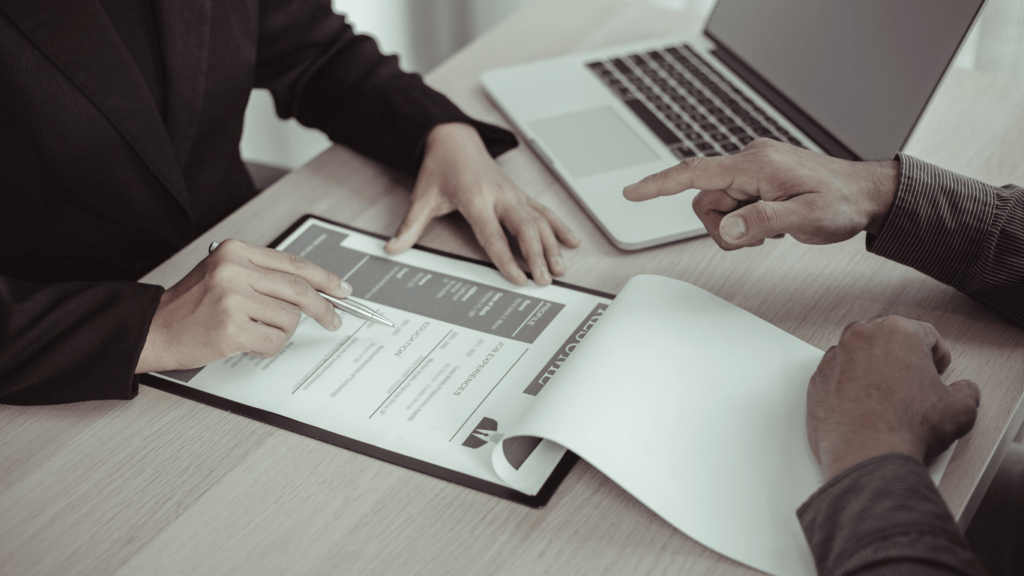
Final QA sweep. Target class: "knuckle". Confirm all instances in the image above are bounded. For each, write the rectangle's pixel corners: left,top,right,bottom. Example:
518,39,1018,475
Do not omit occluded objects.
877,315,916,336
219,291,246,313
877,315,903,326
740,139,762,152
667,157,703,180
692,190,717,214
218,239,245,256
320,269,341,289
515,218,539,238
463,188,492,210
529,200,553,217
287,252,309,272
839,320,870,341
280,302,302,324
287,273,311,297
528,209,549,228
692,191,706,211
678,157,703,171
758,143,787,166
748,202,778,231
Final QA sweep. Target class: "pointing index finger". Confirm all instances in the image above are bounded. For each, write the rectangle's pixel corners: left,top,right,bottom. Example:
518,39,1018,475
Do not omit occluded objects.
623,156,742,202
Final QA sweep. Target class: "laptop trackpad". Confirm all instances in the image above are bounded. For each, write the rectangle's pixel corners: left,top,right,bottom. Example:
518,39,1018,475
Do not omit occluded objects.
529,107,659,178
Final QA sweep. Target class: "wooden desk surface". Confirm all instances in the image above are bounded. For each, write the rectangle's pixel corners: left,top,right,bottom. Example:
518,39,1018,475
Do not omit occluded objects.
3,1,1023,575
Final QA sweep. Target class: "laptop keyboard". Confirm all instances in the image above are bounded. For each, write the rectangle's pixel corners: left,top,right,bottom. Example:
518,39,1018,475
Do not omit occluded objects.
587,44,804,159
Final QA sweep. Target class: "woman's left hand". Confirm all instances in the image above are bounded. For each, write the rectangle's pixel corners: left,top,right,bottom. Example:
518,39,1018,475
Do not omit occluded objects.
384,122,581,286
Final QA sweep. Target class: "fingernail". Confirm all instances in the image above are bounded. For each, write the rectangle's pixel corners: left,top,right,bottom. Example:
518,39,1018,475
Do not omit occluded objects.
622,184,635,196
552,255,564,271
340,280,353,296
538,266,551,284
721,216,746,242
569,232,581,245
332,312,343,330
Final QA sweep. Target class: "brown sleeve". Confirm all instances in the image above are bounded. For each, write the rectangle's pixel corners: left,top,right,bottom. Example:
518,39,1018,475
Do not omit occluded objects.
798,453,986,575
868,153,1024,326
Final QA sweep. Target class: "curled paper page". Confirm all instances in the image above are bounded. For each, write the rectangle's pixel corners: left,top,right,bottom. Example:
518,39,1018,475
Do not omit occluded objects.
489,275,955,576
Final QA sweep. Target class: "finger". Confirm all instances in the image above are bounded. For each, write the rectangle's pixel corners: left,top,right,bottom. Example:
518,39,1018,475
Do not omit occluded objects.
623,156,748,202
242,322,290,359
386,191,439,254
467,209,528,285
718,196,815,244
506,211,551,286
947,379,982,420
918,322,952,374
530,200,581,248
924,379,981,463
237,242,352,299
805,354,833,465
692,189,745,250
250,269,342,331
533,215,566,277
247,293,304,336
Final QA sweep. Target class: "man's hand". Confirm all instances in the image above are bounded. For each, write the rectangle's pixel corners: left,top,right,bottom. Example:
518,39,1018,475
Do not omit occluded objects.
384,122,581,286
807,316,981,481
136,240,352,373
622,139,899,250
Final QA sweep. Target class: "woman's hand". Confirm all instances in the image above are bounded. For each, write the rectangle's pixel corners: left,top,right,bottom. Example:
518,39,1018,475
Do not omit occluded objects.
384,122,581,286
136,240,351,373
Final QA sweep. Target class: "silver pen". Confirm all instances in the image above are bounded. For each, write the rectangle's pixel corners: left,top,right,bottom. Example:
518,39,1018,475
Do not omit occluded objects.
208,241,396,328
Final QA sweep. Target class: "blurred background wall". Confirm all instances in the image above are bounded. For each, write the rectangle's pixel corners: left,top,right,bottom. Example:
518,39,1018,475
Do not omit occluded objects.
240,0,1024,171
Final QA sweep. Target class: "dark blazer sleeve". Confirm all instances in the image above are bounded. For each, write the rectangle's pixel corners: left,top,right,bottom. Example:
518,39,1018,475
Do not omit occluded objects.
252,0,517,174
798,454,986,575
868,153,1024,326
0,276,163,405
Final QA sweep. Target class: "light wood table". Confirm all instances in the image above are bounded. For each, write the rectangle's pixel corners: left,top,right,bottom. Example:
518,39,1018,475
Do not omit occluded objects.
3,1,1024,574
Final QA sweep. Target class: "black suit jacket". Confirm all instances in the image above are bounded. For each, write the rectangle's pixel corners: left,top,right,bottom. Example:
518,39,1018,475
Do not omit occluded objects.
0,0,516,404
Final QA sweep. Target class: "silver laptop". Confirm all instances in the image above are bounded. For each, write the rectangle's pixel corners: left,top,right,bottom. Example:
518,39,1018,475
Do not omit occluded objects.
481,0,985,250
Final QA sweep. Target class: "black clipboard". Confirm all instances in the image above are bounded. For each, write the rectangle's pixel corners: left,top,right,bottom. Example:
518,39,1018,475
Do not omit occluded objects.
142,214,614,508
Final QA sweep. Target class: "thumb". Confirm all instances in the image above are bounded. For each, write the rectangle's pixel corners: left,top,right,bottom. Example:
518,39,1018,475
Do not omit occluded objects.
719,199,805,244
385,194,437,254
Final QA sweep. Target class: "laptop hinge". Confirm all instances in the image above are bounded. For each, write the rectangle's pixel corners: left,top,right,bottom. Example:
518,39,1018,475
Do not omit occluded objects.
708,42,860,161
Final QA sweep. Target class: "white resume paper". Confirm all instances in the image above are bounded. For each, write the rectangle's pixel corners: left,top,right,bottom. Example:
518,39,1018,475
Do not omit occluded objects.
153,218,610,499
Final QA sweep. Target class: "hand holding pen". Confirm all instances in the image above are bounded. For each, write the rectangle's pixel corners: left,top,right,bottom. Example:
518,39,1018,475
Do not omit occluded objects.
210,241,394,327
136,239,389,374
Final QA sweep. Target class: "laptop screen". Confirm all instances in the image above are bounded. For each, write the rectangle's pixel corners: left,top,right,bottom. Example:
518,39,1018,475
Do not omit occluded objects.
706,0,983,160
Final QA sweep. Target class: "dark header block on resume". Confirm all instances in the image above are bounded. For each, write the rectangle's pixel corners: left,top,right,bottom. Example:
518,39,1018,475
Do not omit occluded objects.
284,225,564,344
